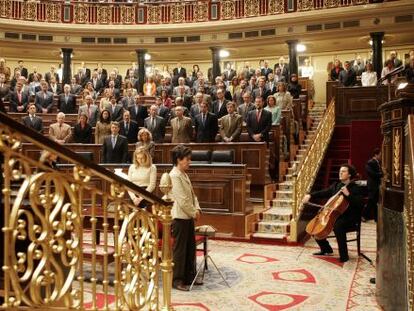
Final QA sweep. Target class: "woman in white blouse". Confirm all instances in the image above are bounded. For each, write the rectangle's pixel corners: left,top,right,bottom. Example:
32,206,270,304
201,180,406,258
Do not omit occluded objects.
127,147,157,208
361,63,378,86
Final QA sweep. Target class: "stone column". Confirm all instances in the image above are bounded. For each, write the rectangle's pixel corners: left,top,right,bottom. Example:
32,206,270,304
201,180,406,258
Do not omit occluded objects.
286,40,298,79
135,49,147,94
210,47,221,84
370,32,385,79
61,48,73,85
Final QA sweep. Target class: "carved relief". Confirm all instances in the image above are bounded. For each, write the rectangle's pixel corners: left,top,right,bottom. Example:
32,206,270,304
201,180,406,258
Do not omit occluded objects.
97,5,111,24
73,4,88,24
221,0,235,20
121,5,135,24
0,0,11,18
22,1,37,20
244,0,259,17
171,4,184,23
268,0,284,14
297,0,314,11
194,1,208,22
352,0,369,4
324,0,339,8
393,127,402,186
46,3,61,22
147,6,161,24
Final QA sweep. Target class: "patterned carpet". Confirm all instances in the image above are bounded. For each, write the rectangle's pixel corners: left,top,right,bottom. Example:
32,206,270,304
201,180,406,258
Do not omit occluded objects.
82,221,379,310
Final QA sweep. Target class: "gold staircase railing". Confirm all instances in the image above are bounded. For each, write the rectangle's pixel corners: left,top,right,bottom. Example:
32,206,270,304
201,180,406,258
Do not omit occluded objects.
404,114,414,311
0,112,174,310
289,99,336,242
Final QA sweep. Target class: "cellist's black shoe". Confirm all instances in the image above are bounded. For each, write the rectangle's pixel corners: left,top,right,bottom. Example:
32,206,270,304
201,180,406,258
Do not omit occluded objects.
313,250,333,256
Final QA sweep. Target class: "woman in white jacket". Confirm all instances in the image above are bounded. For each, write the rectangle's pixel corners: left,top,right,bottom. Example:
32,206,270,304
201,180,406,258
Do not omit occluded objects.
169,145,202,291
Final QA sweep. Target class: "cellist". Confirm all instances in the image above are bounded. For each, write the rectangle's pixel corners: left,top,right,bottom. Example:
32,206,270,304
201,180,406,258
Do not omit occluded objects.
302,164,363,263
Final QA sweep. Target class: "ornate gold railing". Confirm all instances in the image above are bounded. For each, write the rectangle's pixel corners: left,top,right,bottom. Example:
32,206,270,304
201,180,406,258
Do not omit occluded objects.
0,0,381,25
404,114,414,311
0,112,174,310
289,99,335,242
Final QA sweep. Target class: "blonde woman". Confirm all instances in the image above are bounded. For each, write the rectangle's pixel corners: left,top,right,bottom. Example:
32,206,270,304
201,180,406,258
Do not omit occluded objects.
99,89,111,111
136,128,155,158
274,82,293,110
265,95,281,125
143,76,157,96
127,147,157,208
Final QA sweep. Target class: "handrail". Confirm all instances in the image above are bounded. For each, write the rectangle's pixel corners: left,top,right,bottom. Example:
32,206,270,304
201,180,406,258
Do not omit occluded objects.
289,99,336,242
405,114,414,310
0,111,171,206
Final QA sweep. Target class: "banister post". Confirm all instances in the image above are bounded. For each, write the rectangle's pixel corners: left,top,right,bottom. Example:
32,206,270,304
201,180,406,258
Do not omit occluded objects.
159,173,174,311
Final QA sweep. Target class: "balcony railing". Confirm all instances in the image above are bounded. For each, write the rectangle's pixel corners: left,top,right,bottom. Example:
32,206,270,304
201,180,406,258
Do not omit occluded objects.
0,0,381,25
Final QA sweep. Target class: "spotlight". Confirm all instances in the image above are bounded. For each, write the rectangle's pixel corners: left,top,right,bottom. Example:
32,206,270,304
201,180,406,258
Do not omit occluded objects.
296,44,306,52
219,50,230,58
145,53,151,61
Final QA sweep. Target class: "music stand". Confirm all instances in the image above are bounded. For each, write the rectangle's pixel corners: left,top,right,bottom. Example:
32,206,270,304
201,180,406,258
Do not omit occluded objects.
188,226,231,291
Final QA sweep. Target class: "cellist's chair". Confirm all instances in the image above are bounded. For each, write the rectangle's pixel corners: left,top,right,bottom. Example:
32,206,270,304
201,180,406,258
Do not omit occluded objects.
327,221,372,264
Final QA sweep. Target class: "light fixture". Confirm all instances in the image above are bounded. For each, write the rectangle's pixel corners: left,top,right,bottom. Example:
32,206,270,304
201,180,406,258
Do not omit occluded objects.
60,52,74,58
144,53,151,61
369,39,385,46
219,50,230,58
296,44,306,52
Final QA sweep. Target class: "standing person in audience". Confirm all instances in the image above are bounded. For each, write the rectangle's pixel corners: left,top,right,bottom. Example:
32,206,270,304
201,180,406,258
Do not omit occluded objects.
119,110,139,144
223,62,236,82
48,76,62,95
0,59,11,82
102,121,129,163
99,89,112,111
361,63,378,86
170,97,190,121
219,102,242,142
156,78,172,97
287,74,302,99
265,95,282,125
120,88,135,109
29,74,41,96
389,50,402,68
35,81,54,113
173,77,191,97
154,96,171,121
10,81,29,112
381,59,398,85
72,113,93,144
78,95,99,127
28,66,41,83
106,97,123,122
143,76,157,96
246,76,257,94
172,62,187,86
362,148,383,222
49,112,72,144
233,79,247,106
246,96,272,142
124,82,137,98
261,60,273,80
74,67,87,87
70,77,82,95
169,145,202,291
129,95,148,127
22,104,43,133
242,61,255,80
0,73,10,102
45,65,59,84
90,70,103,94
330,59,344,81
194,101,218,143
266,73,277,95
171,106,193,144
339,61,357,87
15,60,28,79
106,80,120,100
95,109,112,144
252,77,269,102
127,147,157,208
10,70,21,91
190,92,204,121
58,84,77,114
405,57,414,83
160,89,173,109
136,128,155,158
274,82,293,110
212,88,229,119
273,67,285,83
277,57,289,81
238,92,255,124
352,55,365,78
144,104,166,143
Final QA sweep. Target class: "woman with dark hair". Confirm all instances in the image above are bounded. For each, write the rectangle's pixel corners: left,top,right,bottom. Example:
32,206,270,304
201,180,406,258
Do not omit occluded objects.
169,145,202,291
161,89,172,109
72,113,93,144
287,74,302,99
192,64,200,78
228,77,240,99
95,109,112,144
381,59,397,85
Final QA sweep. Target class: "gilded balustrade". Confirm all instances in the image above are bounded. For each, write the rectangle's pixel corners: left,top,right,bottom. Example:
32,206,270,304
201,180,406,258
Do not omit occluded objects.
0,112,173,310
289,100,336,242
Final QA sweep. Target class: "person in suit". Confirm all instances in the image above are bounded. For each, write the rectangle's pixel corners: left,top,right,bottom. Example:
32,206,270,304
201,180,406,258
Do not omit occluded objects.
266,73,278,95
120,88,135,109
80,62,91,80
49,112,72,144
302,164,363,263
246,96,272,142
78,95,99,127
119,110,139,144
233,79,248,106
22,104,43,133
338,61,357,87
144,105,166,143
70,78,83,95
219,102,242,142
212,89,229,119
106,80,121,100
102,121,129,163
173,77,191,97
252,77,270,102
194,101,218,143
89,71,103,93
28,67,42,83
58,84,77,114
72,113,93,144
389,51,403,68
261,60,273,80
222,62,236,82
276,57,289,81
129,95,148,128
44,65,59,84
362,148,383,221
35,81,54,113
190,92,204,121
95,63,108,84
238,91,256,124
15,60,28,79
170,106,193,143
153,97,170,122
106,97,124,122
172,62,187,86
0,73,10,102
330,59,344,81
48,76,62,95
9,81,29,112
169,145,202,291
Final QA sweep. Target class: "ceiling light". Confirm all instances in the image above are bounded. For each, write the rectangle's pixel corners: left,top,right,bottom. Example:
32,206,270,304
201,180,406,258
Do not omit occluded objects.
219,50,230,58
369,39,385,46
296,44,306,52
144,53,151,61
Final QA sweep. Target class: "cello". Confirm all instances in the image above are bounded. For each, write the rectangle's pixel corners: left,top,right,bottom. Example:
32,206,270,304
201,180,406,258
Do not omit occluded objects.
305,185,351,240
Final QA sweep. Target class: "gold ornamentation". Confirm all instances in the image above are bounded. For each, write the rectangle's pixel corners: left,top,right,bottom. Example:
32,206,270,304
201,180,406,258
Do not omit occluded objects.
324,0,339,8
73,4,88,24
244,0,259,17
0,0,11,18
148,6,161,24
352,0,369,4
194,1,209,22
221,0,235,20
121,5,135,24
268,0,284,14
97,5,111,24
22,1,37,20
46,3,61,22
171,4,184,23
297,0,314,11
393,128,401,186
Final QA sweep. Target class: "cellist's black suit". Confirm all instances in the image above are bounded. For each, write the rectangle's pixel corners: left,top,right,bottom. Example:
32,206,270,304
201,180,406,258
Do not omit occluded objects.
309,182,363,262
